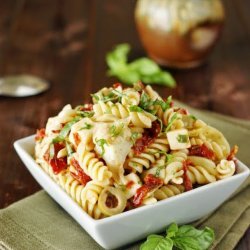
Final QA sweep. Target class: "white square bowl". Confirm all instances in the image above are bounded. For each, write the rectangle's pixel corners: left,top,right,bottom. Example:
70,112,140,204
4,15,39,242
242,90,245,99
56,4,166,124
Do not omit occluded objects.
14,135,250,250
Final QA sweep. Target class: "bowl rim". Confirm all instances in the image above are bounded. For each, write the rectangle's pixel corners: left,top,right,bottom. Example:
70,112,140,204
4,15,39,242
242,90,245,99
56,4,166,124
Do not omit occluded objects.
14,135,250,226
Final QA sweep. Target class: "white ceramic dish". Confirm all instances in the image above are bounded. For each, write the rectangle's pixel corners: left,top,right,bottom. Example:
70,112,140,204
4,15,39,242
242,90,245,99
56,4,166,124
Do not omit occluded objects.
14,135,250,250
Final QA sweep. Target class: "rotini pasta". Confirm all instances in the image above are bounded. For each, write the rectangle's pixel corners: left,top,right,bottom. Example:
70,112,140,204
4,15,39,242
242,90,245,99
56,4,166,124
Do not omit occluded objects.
35,82,238,219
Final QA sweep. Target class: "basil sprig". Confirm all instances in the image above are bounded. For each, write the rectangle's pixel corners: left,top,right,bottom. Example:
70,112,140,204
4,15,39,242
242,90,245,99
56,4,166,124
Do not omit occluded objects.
140,223,215,250
106,44,176,88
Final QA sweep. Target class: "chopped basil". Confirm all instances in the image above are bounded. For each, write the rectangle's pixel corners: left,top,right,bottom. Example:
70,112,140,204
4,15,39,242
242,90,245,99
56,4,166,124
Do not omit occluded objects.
52,117,81,144
131,132,140,144
80,122,93,130
95,138,107,156
91,94,100,101
165,113,178,132
109,123,124,138
177,134,188,143
166,154,174,162
155,165,165,177
65,141,74,156
129,105,143,112
76,110,94,118
189,114,197,121
139,91,172,115
154,151,173,163
52,136,64,144
118,184,126,192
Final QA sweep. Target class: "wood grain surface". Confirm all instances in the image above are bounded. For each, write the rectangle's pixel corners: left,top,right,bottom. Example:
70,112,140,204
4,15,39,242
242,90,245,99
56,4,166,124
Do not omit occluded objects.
0,0,249,249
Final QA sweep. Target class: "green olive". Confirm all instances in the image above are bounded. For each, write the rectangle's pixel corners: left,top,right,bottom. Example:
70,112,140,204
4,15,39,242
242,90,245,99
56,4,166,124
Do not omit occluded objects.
98,187,126,216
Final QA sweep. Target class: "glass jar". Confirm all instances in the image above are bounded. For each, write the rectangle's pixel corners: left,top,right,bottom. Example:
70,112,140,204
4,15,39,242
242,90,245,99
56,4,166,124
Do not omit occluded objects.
135,0,225,69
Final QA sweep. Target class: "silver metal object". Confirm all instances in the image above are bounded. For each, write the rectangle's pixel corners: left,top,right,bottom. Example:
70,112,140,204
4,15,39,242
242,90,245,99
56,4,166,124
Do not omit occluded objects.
0,74,50,97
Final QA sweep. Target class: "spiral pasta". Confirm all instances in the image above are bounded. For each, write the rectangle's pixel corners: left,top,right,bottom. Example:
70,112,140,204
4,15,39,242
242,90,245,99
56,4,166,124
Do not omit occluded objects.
216,159,236,179
154,184,185,200
162,108,184,130
130,110,156,128
93,101,129,119
35,82,238,219
76,143,112,185
186,156,217,184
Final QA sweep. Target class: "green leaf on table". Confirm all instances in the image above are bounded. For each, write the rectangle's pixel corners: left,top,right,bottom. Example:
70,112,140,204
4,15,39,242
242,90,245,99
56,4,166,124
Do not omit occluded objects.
173,225,215,250
140,223,215,250
140,235,173,250
106,43,176,88
166,222,179,238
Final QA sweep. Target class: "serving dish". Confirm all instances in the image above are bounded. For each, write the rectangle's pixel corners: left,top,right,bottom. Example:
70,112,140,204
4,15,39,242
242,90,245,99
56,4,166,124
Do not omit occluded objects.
14,135,249,249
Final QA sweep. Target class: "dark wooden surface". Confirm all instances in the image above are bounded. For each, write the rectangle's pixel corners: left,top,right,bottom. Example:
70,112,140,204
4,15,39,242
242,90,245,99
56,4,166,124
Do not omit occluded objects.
0,0,249,249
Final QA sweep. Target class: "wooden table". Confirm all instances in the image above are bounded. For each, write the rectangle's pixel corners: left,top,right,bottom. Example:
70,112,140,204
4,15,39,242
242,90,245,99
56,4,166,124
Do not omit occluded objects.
0,0,249,249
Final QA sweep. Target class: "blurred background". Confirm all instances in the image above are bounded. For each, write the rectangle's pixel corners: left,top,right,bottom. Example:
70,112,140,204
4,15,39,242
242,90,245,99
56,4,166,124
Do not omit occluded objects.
0,0,249,121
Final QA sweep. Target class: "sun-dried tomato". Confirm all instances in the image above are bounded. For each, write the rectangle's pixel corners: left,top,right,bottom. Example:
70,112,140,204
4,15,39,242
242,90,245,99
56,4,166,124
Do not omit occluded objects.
78,104,93,111
182,160,193,191
189,144,215,161
70,158,91,186
126,180,134,189
227,145,238,161
35,128,46,141
49,143,67,174
73,133,81,147
144,174,163,187
133,121,161,155
132,185,150,208
113,82,122,89
177,108,189,115
132,174,163,207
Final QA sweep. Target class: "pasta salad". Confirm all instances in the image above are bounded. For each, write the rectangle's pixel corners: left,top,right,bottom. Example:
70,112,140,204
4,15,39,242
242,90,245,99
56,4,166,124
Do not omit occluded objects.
35,83,238,219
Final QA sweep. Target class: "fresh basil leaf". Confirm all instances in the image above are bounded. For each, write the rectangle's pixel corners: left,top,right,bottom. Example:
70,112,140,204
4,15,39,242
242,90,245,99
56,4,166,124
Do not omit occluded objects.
129,58,160,75
173,226,215,250
106,44,129,72
117,68,141,85
106,43,176,88
166,223,178,238
140,235,173,250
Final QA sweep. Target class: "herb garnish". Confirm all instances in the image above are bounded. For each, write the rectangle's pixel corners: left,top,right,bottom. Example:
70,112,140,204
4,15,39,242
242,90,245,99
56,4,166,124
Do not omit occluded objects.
65,141,74,156
129,106,144,113
80,123,93,130
106,44,176,87
109,123,124,138
165,113,178,132
140,222,215,250
52,117,81,143
95,138,108,156
189,114,197,121
131,132,140,144
139,92,172,115
177,134,188,143
76,110,94,118
155,151,174,163
155,165,165,178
